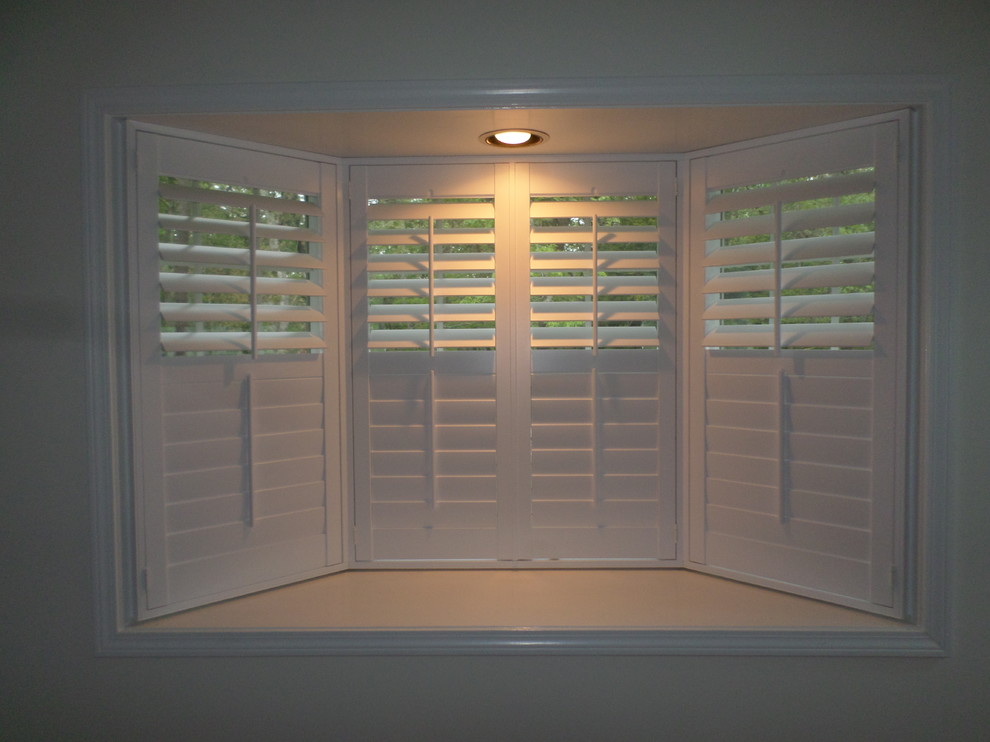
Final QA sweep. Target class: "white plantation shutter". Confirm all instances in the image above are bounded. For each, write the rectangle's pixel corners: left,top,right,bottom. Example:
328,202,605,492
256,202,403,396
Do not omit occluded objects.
350,161,678,565
350,165,506,561
522,162,677,561
687,116,909,616
132,130,344,618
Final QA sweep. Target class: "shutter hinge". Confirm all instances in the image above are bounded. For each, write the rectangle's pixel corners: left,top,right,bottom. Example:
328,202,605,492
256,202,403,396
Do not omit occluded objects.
140,567,149,594
352,525,359,547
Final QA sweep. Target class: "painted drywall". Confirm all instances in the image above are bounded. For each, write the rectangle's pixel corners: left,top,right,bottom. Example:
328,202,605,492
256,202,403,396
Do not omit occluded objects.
2,1,988,740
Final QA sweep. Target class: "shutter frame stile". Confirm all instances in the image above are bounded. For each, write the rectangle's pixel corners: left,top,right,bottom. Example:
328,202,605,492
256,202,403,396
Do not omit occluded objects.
133,131,169,610
687,114,910,618
131,127,345,620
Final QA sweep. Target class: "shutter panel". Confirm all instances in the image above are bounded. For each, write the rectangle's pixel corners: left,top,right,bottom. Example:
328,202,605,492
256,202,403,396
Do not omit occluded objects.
688,116,908,616
132,130,344,618
351,165,504,561
523,162,677,561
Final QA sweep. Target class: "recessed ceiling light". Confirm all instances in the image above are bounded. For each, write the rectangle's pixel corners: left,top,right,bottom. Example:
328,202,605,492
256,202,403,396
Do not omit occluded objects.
481,129,548,148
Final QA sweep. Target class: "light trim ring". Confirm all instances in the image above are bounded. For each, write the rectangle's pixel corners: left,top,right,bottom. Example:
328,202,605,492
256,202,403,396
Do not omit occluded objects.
481,129,548,148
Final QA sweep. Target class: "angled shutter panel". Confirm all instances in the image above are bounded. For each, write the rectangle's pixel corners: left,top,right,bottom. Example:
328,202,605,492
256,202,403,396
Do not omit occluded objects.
133,130,343,619
688,116,909,617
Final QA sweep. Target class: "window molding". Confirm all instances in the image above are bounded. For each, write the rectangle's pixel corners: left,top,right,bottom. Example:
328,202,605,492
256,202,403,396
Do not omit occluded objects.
85,76,952,656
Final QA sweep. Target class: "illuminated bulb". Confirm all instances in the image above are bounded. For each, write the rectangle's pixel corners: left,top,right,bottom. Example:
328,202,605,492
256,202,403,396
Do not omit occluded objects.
493,130,533,145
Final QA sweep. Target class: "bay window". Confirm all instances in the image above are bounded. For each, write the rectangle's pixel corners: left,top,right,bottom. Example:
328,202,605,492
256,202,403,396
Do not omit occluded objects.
124,110,913,626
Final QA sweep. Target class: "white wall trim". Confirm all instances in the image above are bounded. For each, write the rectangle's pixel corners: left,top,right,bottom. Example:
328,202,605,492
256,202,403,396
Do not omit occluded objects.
85,75,952,656
103,627,945,658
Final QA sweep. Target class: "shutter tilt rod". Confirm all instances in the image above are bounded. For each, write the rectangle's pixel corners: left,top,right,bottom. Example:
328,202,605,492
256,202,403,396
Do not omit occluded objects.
249,205,259,359
773,202,783,353
776,367,788,524
592,367,603,508
427,368,437,510
591,213,599,353
428,215,436,356
245,373,257,527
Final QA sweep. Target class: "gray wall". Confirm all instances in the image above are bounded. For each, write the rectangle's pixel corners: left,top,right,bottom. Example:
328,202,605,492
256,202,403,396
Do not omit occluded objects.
2,1,988,739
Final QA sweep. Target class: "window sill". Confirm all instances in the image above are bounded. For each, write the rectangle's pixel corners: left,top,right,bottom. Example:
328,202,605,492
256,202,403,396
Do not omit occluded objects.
103,570,944,656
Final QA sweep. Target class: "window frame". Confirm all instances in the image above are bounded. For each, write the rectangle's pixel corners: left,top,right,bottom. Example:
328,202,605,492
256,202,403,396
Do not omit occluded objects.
86,77,950,656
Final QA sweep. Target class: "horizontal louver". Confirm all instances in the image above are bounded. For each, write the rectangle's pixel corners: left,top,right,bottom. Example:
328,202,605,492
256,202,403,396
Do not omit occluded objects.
702,169,877,349
157,178,327,355
531,198,661,349
366,199,496,351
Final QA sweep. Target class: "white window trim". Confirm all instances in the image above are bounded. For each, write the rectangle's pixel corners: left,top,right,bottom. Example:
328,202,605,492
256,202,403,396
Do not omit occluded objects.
85,76,951,656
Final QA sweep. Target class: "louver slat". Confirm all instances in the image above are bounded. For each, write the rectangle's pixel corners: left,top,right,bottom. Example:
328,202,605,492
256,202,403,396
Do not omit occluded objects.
531,325,662,348
702,261,874,294
368,253,495,272
161,302,324,323
702,322,874,349
159,273,325,296
161,331,326,353
369,303,495,323
703,292,874,320
158,213,322,242
704,232,875,267
704,170,876,214
703,202,875,242
367,278,496,298
531,252,660,271
531,300,659,322
159,182,324,216
159,243,323,270
530,200,658,218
